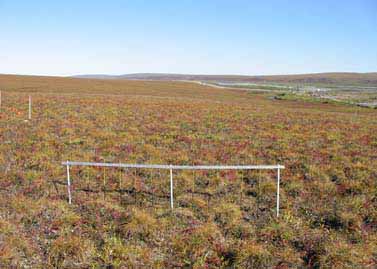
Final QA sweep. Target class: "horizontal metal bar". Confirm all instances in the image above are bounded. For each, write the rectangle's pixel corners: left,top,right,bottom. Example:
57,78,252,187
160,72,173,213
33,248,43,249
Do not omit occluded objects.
62,161,285,170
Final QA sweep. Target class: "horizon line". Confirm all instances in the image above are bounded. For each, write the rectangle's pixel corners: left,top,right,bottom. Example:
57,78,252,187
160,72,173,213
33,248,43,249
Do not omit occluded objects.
1,71,377,78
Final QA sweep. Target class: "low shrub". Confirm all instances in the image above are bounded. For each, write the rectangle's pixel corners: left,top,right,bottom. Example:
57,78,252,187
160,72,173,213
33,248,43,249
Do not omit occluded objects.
213,202,242,230
48,234,95,268
122,208,159,241
234,241,273,268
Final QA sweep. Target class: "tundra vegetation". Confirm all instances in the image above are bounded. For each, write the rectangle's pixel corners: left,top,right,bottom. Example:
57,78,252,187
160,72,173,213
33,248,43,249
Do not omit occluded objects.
0,75,376,268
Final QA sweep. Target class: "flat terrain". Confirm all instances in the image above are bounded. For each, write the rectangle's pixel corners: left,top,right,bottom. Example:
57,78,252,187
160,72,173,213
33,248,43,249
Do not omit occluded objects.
74,72,377,86
72,72,377,107
0,75,377,268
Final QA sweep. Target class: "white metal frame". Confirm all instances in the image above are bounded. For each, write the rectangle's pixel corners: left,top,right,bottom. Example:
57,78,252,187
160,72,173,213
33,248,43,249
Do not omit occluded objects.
62,161,284,217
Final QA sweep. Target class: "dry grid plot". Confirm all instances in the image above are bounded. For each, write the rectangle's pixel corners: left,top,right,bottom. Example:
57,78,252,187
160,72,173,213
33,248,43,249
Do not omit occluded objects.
62,161,284,216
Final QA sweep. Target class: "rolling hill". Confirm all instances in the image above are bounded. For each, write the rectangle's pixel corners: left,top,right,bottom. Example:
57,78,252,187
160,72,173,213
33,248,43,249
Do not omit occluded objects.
72,72,377,86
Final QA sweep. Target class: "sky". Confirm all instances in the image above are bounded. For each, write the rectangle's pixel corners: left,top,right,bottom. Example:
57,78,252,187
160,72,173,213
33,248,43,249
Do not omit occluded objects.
0,0,376,76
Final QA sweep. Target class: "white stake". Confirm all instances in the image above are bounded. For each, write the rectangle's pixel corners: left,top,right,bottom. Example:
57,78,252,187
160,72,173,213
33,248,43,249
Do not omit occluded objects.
67,163,72,204
0,91,2,109
28,95,31,120
276,166,280,217
170,166,174,210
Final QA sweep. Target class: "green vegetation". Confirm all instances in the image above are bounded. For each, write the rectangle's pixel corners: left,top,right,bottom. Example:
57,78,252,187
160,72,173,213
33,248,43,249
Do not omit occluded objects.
0,75,376,268
274,91,377,108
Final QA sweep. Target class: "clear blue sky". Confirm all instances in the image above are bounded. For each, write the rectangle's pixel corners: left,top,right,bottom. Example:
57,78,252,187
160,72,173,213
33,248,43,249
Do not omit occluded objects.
0,0,376,76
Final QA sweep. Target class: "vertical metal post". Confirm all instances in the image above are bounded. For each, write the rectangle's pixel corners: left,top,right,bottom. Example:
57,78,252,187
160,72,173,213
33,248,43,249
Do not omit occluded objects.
119,167,123,202
28,95,31,120
170,166,174,210
103,167,106,201
0,91,2,109
66,162,72,204
276,166,280,217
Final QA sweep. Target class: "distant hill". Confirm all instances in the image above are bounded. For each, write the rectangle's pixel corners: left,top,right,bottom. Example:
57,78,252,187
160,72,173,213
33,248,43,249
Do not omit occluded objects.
72,72,377,86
